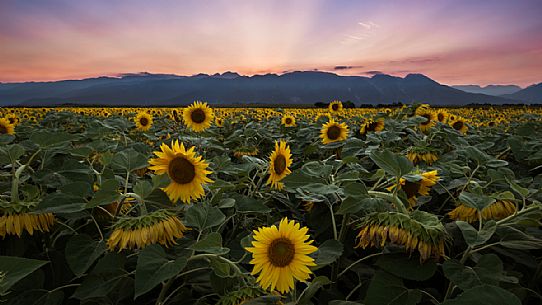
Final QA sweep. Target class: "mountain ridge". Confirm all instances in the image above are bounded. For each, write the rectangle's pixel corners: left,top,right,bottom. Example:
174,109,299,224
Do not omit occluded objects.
452,84,522,96
0,71,533,106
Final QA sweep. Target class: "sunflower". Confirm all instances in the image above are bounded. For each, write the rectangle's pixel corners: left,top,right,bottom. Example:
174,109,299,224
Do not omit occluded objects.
234,146,259,158
107,210,187,251
448,200,516,223
360,118,384,136
215,117,224,127
281,114,296,127
328,100,343,113
320,119,348,145
0,118,15,135
148,140,213,204
388,170,440,207
135,112,153,131
183,101,214,132
267,141,293,190
450,118,468,134
356,211,446,262
407,147,439,165
0,212,55,238
417,110,436,133
436,109,449,123
245,217,318,293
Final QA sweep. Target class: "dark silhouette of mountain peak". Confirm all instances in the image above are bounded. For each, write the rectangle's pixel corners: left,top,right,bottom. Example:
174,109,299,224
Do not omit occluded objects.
404,73,438,85
502,82,542,103
212,72,241,79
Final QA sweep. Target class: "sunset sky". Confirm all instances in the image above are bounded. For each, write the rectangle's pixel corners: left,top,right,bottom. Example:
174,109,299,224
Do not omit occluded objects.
1,0,541,86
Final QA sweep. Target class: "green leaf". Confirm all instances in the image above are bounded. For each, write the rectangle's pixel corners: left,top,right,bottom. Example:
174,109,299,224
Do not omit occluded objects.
37,193,87,213
231,194,271,213
30,131,78,148
0,256,48,295
134,245,188,298
184,204,226,230
112,148,148,172
315,240,343,268
297,276,331,305
209,256,236,278
65,234,106,277
133,180,153,199
0,144,25,164
441,284,521,305
458,192,496,211
189,232,229,255
506,177,529,198
369,150,413,178
456,221,496,247
329,302,363,305
375,254,437,281
342,181,369,199
364,271,421,305
443,259,482,291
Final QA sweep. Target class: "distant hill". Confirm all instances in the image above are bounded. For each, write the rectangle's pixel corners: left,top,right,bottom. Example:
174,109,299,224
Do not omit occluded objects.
501,83,542,103
452,85,521,96
0,71,526,106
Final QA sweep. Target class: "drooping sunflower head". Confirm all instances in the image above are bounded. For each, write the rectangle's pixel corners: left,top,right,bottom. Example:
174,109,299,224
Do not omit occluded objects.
320,119,349,145
148,140,213,204
0,212,55,238
406,146,439,165
267,140,293,190
448,200,516,223
0,118,15,135
233,146,259,159
328,100,343,113
245,217,318,293
281,114,296,127
388,170,440,207
107,210,187,251
183,101,214,132
134,112,153,131
360,118,384,136
355,211,447,262
450,118,468,134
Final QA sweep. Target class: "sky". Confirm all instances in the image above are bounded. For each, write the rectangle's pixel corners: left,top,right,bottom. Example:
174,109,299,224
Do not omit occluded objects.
1,0,541,86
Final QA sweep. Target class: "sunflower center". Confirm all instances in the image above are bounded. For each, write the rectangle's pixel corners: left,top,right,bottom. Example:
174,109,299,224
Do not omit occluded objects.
191,109,206,123
273,154,287,175
438,113,445,122
420,114,431,125
331,103,339,111
452,121,464,130
402,181,421,198
0,124,7,134
168,156,196,184
367,121,378,132
140,117,149,126
327,125,341,140
267,238,295,267
285,118,292,124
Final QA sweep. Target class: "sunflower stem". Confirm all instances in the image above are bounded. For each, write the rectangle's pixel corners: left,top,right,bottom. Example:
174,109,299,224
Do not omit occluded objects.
327,202,338,240
10,164,27,203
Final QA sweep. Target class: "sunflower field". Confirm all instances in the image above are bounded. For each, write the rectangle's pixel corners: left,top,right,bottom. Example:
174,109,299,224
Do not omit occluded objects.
1,102,542,305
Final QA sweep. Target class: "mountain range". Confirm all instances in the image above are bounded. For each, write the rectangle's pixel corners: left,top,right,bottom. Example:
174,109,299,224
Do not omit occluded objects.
0,71,540,106
450,85,521,96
